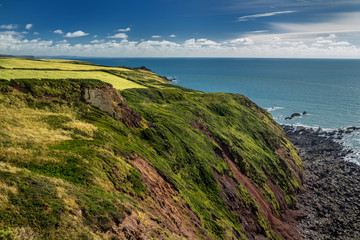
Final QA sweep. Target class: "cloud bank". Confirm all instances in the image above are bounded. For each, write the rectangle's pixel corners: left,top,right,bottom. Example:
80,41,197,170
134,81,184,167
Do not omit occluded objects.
2,11,360,58
2,31,360,58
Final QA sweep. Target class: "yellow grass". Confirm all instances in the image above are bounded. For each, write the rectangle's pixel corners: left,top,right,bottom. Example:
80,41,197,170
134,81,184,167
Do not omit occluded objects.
0,58,131,71
0,105,73,144
0,69,146,90
0,162,26,174
0,181,18,209
0,103,73,164
0,167,19,210
64,120,98,137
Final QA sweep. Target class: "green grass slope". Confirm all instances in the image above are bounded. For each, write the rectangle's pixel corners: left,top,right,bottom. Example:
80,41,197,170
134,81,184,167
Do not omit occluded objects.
0,58,303,240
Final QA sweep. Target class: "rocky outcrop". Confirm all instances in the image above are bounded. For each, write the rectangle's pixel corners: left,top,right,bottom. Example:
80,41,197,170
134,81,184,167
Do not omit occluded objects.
83,86,143,128
285,112,307,120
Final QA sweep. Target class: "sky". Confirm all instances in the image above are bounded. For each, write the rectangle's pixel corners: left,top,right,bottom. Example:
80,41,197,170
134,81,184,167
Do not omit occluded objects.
1,0,360,58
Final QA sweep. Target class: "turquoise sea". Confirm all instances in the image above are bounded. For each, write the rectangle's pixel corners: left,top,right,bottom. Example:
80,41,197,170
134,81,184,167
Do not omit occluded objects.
64,58,360,163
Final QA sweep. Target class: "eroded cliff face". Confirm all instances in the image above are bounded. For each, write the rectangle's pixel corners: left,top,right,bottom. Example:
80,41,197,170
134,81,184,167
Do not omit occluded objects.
0,78,303,240
83,87,143,128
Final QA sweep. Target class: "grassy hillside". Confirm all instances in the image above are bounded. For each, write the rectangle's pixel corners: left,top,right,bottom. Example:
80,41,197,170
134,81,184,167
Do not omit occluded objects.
0,58,303,240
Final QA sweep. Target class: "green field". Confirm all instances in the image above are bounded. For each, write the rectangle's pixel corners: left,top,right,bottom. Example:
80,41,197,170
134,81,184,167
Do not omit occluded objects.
0,58,131,71
0,69,145,90
0,57,169,90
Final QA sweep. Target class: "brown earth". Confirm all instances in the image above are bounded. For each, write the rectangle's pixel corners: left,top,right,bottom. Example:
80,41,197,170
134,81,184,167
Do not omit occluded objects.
111,157,207,240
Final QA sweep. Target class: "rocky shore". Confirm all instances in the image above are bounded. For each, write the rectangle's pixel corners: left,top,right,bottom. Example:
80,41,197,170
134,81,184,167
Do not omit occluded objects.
283,125,360,240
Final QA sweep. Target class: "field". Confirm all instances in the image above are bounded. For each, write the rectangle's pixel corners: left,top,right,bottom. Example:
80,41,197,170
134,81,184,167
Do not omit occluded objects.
0,69,145,90
0,58,131,71
0,57,171,90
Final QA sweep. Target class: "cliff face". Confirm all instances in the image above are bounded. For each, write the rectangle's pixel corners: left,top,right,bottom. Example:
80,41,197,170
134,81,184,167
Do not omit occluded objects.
0,63,303,239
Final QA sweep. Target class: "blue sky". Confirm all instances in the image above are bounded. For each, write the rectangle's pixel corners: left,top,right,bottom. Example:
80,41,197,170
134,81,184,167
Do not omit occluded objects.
1,0,360,58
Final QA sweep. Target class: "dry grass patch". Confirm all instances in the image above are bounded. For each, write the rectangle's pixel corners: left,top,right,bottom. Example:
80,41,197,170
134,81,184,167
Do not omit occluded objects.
0,147,61,165
64,120,98,138
0,101,97,165
0,162,26,174
0,106,72,144
0,181,18,210
13,227,40,240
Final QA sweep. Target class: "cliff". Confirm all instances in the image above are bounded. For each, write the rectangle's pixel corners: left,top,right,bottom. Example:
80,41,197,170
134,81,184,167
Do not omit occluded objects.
0,58,303,239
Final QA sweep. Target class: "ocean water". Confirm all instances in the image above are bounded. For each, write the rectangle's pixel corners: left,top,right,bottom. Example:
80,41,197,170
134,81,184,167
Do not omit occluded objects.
68,57,360,163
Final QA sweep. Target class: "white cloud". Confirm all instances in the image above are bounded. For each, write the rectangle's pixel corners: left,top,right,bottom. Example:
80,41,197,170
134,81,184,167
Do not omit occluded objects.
108,33,128,39
91,39,104,43
2,30,360,58
0,31,22,36
227,38,254,45
53,30,64,34
271,12,360,35
169,34,176,38
237,11,296,22
197,38,219,45
250,30,269,33
330,41,350,46
117,27,131,32
152,35,161,38
0,24,18,29
25,24,33,30
64,30,89,38
33,32,39,35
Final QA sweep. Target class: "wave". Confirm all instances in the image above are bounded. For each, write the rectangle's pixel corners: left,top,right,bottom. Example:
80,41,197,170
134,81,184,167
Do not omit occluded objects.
282,123,335,132
266,106,284,112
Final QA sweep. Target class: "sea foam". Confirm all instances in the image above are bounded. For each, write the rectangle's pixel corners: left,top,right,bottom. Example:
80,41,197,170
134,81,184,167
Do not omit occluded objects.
266,106,284,112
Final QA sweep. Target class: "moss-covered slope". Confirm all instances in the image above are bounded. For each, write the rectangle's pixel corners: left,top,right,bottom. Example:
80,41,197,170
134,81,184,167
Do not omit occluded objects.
0,58,303,240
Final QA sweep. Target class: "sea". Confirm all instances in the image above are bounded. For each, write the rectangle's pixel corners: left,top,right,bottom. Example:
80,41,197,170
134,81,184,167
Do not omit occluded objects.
59,57,360,163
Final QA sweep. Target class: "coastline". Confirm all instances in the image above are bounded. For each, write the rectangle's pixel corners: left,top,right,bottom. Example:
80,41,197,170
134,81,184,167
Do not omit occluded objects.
283,125,360,239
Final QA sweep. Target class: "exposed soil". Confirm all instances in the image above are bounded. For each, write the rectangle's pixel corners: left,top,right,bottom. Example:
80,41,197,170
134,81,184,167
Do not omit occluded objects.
283,125,360,240
12,85,29,94
112,157,207,240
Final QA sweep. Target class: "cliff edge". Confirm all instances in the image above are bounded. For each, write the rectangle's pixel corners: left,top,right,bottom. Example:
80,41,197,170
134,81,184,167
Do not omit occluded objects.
0,58,303,239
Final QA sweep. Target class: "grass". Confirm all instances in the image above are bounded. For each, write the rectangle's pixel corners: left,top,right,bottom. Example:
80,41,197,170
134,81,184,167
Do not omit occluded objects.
0,69,145,90
0,60,303,240
0,58,131,71
0,57,168,90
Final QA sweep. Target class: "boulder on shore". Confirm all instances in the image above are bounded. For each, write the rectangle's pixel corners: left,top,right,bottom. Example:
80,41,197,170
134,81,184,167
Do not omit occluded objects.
285,111,308,120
